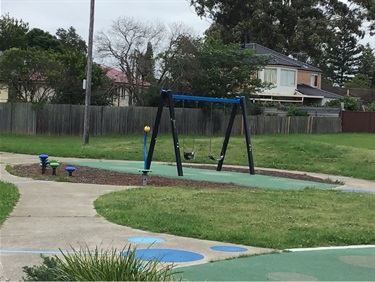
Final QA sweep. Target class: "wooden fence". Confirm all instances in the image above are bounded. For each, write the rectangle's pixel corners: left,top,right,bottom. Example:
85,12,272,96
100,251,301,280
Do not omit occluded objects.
0,103,342,135
342,111,375,133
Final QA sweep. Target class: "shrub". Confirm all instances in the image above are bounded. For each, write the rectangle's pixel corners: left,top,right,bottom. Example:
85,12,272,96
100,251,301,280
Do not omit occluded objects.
248,102,264,115
325,96,359,111
22,245,176,281
22,255,63,281
286,106,309,116
367,102,375,111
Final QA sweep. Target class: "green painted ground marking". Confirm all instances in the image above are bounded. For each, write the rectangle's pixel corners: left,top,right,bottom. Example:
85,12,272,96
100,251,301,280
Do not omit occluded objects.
71,160,338,190
177,247,375,281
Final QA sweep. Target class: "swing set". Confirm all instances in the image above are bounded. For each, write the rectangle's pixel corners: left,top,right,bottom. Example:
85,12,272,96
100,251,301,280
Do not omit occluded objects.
146,89,255,176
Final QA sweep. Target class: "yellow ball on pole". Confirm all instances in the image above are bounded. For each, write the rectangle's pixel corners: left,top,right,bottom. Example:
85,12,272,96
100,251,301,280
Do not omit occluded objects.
144,125,151,133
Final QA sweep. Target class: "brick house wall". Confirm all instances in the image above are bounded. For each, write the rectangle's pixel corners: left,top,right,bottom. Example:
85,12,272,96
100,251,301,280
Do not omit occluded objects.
298,70,321,88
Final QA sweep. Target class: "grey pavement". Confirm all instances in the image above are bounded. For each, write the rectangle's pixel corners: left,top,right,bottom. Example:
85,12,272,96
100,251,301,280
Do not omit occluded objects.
0,152,374,280
0,152,273,281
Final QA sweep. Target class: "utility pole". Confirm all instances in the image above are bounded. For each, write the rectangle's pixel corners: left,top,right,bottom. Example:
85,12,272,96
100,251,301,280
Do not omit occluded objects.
83,0,95,145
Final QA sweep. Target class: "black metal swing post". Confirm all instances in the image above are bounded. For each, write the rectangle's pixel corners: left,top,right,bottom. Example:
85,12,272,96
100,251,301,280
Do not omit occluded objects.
147,90,255,176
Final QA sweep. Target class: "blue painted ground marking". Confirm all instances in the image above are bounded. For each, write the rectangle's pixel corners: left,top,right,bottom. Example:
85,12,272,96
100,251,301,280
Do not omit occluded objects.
339,188,375,194
128,237,165,243
210,246,248,252
129,248,204,263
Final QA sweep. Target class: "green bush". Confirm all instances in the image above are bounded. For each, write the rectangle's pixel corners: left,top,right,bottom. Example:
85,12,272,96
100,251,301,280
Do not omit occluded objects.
22,245,177,281
367,102,375,111
286,106,309,116
325,96,359,111
248,102,264,115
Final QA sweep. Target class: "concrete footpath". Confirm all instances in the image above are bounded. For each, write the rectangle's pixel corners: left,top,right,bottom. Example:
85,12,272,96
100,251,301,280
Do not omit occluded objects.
0,152,272,280
0,152,374,281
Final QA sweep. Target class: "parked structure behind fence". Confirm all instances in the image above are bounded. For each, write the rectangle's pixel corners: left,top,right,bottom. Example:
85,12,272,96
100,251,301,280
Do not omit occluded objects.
0,103,342,135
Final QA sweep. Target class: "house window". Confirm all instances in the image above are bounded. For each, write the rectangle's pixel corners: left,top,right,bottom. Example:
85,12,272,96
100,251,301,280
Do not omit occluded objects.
280,69,296,86
120,87,126,99
310,74,318,87
264,68,277,85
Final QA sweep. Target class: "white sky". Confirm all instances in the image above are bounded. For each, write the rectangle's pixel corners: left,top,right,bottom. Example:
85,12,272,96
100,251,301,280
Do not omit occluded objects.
1,0,374,49
1,0,212,41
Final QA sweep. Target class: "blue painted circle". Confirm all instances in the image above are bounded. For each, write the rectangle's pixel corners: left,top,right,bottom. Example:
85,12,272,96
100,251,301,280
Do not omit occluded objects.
210,245,248,252
39,154,48,160
129,248,204,263
128,237,164,243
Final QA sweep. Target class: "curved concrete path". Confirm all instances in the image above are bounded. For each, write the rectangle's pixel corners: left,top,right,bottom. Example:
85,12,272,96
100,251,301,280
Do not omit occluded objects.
0,152,272,280
0,152,374,280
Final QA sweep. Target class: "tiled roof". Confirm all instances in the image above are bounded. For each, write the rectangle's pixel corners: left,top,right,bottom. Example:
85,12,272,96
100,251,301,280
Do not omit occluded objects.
105,67,129,84
243,43,322,72
297,84,342,99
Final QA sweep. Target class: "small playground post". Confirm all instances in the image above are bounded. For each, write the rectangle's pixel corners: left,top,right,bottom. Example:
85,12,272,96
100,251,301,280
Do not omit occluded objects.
141,125,151,185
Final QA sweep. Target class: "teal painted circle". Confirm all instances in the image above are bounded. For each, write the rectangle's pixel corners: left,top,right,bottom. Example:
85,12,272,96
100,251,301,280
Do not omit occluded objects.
210,245,248,252
131,248,204,262
128,237,164,243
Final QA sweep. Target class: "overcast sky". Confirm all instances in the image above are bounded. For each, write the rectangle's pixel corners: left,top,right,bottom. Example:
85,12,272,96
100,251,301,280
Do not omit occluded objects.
1,0,212,41
1,0,374,49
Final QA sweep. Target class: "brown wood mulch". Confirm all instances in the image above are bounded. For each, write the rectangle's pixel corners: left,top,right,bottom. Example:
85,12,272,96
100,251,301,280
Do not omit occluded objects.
11,162,333,189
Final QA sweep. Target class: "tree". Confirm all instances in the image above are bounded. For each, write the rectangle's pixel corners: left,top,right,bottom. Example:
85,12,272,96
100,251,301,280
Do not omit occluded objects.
56,26,87,54
193,38,269,98
26,28,63,52
157,35,269,99
345,73,371,88
0,13,29,51
0,48,63,103
357,43,375,88
96,16,165,106
190,0,374,65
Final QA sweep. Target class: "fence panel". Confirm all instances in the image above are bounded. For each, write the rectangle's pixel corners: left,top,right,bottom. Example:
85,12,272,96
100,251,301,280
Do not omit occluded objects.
69,105,84,135
11,103,35,134
0,103,12,133
0,102,344,136
342,111,375,133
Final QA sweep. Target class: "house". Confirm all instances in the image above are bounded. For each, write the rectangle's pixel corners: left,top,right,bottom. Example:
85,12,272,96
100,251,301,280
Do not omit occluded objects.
104,66,150,107
104,67,132,107
0,84,8,102
243,43,341,105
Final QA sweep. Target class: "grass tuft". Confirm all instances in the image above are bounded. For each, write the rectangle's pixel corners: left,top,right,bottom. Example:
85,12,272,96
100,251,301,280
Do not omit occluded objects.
23,244,177,281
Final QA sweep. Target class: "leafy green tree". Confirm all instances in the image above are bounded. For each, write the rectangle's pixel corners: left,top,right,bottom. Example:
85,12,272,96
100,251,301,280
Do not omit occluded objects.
357,43,375,88
345,73,371,89
50,51,116,105
325,96,359,111
56,26,87,54
190,0,374,66
193,38,269,98
26,28,63,52
0,48,63,103
158,36,269,98
0,13,29,51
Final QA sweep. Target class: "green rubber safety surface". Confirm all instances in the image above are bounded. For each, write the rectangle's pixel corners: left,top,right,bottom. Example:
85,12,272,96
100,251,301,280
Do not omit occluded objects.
71,160,338,190
177,247,375,281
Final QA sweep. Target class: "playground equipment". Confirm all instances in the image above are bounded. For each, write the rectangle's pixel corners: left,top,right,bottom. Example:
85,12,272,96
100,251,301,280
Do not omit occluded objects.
39,154,49,174
66,166,76,176
49,162,59,175
146,90,255,176
140,125,152,185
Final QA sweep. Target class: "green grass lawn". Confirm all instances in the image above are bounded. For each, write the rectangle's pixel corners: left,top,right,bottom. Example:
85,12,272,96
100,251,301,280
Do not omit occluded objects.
0,133,374,179
0,181,19,226
94,187,375,249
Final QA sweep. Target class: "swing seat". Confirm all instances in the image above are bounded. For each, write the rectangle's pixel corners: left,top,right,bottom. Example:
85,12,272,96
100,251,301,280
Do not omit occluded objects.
183,151,195,160
208,155,224,161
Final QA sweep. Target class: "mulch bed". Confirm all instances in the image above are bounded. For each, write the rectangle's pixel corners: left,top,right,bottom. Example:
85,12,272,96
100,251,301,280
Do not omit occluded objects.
11,162,332,189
